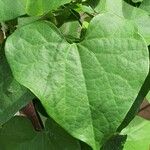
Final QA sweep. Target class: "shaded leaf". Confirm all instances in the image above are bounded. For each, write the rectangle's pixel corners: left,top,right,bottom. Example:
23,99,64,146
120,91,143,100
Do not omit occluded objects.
0,44,33,125
45,118,81,150
101,134,127,150
0,116,80,150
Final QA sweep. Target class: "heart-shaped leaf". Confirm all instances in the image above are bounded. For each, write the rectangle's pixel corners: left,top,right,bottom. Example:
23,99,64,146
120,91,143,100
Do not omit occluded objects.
5,13,149,150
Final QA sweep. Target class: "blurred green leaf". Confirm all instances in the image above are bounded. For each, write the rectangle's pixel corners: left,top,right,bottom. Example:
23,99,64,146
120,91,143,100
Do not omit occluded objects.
0,0,26,22
0,116,81,150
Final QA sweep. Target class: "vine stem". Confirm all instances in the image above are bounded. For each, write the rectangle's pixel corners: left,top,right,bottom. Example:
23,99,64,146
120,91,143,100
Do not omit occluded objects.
20,102,44,131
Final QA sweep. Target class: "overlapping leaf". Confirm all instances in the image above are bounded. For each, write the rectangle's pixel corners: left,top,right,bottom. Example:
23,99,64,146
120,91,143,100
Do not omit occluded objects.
0,44,33,125
5,13,149,150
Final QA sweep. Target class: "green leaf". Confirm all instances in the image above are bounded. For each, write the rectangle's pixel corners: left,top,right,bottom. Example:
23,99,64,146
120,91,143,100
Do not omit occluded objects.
75,4,95,14
0,0,26,22
118,70,150,132
18,16,41,27
5,13,149,150
122,116,150,150
0,44,33,125
140,0,150,15
26,0,72,16
94,0,123,17
0,116,81,150
122,1,150,45
59,21,81,43
95,0,150,45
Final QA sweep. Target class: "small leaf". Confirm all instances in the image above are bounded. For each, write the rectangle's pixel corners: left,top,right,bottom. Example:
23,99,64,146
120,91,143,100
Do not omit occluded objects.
60,21,81,43
0,0,26,22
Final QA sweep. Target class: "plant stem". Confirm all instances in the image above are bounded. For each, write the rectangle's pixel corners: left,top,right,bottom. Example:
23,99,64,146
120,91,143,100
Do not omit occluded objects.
20,102,44,131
